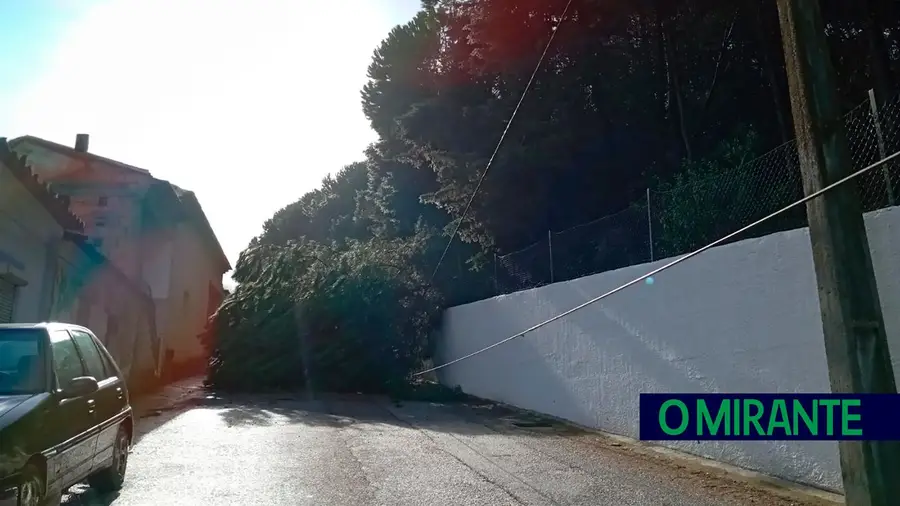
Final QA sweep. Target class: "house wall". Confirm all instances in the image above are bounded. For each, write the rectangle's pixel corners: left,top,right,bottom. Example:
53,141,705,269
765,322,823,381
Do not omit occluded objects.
0,162,63,322
436,205,900,492
24,143,158,262
15,141,152,280
53,240,158,379
68,187,145,279
160,223,224,367
142,235,174,299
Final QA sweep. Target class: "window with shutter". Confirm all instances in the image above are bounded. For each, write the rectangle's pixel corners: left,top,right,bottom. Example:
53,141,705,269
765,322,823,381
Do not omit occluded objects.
0,279,16,323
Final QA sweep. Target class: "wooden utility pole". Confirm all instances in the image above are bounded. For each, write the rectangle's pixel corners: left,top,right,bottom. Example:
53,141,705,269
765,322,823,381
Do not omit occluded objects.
775,1,900,504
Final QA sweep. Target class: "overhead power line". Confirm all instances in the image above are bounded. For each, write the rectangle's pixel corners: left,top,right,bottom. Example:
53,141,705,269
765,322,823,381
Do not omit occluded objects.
429,0,575,281
415,148,900,376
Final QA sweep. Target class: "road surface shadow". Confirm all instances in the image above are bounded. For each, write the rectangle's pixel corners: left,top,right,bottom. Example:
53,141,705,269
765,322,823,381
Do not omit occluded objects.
196,392,567,436
59,485,119,505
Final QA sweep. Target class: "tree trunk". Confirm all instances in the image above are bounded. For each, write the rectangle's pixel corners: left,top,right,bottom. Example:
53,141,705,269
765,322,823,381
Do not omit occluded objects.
756,0,791,143
702,8,738,113
654,4,669,122
658,0,693,162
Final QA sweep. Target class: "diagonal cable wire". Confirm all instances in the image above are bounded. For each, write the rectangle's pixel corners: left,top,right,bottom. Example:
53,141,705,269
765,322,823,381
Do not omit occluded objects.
415,148,900,376
430,0,575,281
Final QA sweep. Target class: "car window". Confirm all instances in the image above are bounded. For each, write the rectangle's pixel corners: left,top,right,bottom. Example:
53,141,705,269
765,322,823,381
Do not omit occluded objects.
50,330,86,387
99,349,119,378
0,328,46,394
70,329,109,380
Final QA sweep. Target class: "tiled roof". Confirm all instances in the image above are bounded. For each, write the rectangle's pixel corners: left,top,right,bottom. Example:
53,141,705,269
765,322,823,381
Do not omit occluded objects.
7,135,229,271
0,138,84,232
169,184,231,271
139,180,229,271
9,135,151,174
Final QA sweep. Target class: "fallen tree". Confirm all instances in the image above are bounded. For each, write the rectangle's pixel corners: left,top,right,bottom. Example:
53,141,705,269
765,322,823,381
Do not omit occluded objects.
201,233,444,394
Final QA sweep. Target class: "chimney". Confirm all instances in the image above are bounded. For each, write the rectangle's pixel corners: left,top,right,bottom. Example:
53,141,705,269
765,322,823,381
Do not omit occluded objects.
74,133,89,152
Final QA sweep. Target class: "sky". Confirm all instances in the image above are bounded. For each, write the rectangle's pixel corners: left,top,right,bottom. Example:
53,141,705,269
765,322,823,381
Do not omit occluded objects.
0,0,422,288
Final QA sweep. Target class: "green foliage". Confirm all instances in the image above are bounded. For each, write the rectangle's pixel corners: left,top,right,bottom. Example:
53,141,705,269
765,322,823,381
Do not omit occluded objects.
654,129,761,256
653,128,806,256
204,233,443,393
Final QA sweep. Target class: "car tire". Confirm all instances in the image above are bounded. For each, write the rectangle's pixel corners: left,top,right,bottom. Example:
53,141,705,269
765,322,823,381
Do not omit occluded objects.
19,462,60,506
88,426,129,493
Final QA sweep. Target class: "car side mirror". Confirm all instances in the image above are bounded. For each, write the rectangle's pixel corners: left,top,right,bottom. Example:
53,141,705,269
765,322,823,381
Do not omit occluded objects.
60,376,99,398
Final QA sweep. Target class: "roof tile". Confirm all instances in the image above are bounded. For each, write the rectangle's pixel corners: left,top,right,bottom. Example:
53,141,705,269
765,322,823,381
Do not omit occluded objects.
0,138,85,232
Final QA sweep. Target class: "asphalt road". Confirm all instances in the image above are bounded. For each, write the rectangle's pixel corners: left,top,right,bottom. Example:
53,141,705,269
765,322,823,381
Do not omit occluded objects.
59,391,831,506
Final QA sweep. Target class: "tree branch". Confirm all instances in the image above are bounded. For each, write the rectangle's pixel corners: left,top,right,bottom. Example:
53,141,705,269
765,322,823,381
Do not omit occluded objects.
703,8,739,112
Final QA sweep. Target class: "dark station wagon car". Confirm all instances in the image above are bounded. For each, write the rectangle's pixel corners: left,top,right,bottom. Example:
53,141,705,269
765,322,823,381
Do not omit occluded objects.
0,323,133,506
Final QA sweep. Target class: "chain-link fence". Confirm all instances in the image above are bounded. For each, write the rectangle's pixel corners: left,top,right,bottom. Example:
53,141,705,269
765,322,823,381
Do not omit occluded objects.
488,89,900,295
651,140,804,257
496,239,552,292
849,90,900,209
551,204,651,281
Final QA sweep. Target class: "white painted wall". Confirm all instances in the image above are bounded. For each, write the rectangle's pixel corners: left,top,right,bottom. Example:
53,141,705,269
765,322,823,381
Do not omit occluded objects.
437,205,900,492
160,222,223,363
88,304,109,344
142,239,173,299
0,164,63,322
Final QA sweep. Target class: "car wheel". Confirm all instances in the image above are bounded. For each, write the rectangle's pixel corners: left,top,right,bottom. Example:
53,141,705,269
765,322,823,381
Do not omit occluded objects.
88,426,129,493
19,463,59,506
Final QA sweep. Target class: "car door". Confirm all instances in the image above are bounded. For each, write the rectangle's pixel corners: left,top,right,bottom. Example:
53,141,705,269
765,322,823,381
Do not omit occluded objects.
69,329,124,469
45,329,99,492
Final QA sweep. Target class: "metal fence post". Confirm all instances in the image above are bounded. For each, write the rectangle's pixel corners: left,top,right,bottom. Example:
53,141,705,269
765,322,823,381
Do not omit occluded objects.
868,88,896,206
646,187,655,262
493,253,499,294
547,229,554,283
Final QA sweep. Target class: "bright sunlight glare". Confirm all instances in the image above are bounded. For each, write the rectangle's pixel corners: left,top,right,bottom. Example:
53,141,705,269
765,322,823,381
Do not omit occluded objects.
0,0,422,289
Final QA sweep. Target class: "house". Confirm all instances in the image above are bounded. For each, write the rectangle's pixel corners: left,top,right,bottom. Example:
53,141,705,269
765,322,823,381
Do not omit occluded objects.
0,138,159,381
9,134,231,378
0,139,83,323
